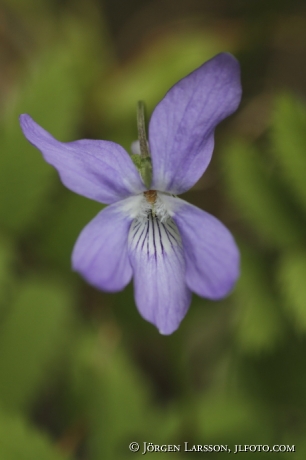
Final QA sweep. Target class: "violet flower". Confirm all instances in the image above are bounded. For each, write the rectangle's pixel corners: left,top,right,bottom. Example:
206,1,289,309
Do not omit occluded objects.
20,52,241,335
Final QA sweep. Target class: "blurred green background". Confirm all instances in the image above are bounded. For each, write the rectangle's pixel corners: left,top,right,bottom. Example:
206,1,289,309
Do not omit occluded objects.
1,0,306,458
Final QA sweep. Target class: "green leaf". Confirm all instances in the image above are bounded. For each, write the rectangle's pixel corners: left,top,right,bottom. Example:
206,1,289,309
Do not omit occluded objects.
198,389,271,445
271,93,306,213
277,250,306,332
69,329,186,460
222,141,303,248
233,245,285,353
69,327,155,460
0,409,69,460
130,154,142,169
0,277,73,412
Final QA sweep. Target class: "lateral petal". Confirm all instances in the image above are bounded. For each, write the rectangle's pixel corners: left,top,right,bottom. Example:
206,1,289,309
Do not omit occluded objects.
72,200,135,291
128,213,192,334
20,114,145,204
172,198,240,299
149,53,242,194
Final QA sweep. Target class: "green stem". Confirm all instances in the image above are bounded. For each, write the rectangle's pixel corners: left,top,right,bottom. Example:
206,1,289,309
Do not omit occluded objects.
136,101,152,188
137,101,150,159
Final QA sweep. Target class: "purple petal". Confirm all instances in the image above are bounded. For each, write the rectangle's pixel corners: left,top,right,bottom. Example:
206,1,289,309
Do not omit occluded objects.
72,201,133,291
128,213,191,334
172,198,240,299
149,53,242,194
20,114,145,204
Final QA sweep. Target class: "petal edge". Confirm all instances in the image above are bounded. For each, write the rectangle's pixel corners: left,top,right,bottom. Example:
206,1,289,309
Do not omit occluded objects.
20,114,145,204
149,53,242,194
172,197,240,299
72,201,134,291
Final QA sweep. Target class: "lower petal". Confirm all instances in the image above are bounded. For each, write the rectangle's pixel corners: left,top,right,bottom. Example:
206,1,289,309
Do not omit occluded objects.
72,201,133,291
172,198,240,299
128,213,191,335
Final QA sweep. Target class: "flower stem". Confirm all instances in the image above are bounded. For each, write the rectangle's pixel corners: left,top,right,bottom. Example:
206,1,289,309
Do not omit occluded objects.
137,101,150,159
136,101,152,188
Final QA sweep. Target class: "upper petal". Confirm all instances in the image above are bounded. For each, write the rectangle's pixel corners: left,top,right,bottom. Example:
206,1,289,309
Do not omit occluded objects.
20,114,145,204
128,213,191,334
72,199,136,291
149,53,242,194
171,197,240,299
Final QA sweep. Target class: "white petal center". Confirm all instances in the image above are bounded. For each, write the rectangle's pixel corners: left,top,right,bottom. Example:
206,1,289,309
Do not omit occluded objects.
129,212,181,258
122,191,182,257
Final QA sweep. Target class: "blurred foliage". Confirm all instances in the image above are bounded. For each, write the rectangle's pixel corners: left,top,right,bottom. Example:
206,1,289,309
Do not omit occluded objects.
0,0,306,459
0,409,70,460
